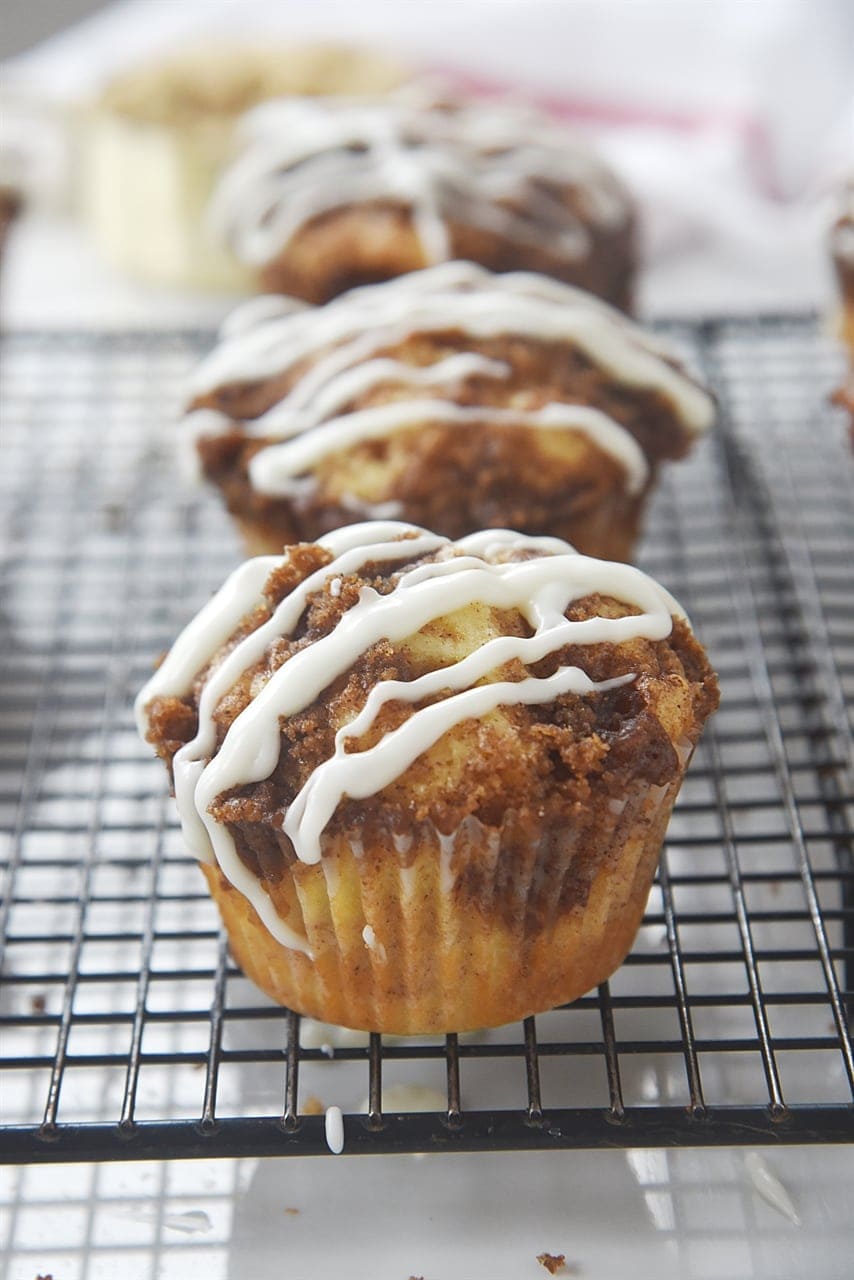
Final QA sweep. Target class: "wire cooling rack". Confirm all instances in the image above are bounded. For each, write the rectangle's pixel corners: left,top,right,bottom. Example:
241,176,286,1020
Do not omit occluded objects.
0,317,852,1165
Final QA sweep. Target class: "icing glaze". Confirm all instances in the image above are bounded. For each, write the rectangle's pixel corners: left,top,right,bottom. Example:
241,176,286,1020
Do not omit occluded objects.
187,261,715,506
137,521,688,955
209,90,631,270
361,924,387,963
324,1105,344,1154
247,401,650,497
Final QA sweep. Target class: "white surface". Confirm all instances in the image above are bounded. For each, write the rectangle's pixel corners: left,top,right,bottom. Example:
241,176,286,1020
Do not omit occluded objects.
4,1146,853,1280
1,212,240,331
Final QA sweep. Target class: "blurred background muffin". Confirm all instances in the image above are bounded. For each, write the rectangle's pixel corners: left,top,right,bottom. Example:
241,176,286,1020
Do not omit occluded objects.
209,88,636,307
186,262,714,561
80,41,408,290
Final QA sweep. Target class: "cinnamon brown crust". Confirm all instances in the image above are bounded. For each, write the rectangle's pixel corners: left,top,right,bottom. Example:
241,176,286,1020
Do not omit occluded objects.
258,198,635,311
145,543,719,929
193,331,697,559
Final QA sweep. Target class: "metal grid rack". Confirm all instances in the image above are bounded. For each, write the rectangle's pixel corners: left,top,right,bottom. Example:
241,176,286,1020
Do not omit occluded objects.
0,316,852,1164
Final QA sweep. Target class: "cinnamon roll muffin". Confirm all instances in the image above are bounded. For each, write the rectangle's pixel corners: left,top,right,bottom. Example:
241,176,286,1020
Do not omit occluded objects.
209,90,636,307
136,521,718,1033
83,42,407,290
187,263,715,562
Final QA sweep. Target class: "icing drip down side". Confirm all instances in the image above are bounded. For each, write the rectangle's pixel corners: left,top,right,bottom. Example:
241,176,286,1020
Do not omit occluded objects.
186,262,716,505
136,521,689,955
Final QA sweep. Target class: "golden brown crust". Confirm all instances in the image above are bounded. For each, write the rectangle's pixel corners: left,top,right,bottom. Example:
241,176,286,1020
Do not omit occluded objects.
193,331,696,560
221,90,634,308
258,199,635,311
145,545,719,919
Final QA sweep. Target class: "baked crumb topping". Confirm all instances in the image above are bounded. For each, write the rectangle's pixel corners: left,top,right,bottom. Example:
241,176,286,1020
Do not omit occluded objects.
145,536,718,915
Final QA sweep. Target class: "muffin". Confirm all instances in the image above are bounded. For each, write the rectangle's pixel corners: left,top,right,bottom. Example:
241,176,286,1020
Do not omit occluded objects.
830,181,854,437
81,42,407,290
209,88,636,307
136,520,719,1034
187,262,715,562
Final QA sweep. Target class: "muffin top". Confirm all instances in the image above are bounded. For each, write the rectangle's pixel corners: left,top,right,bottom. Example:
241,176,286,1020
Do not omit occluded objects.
188,262,715,526
137,521,718,952
209,88,633,272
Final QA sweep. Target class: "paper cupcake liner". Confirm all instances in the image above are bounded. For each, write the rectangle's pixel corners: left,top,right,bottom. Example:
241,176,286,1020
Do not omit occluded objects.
201,754,689,1034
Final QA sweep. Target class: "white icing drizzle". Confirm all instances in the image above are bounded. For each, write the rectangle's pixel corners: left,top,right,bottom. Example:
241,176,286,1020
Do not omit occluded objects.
324,1105,345,1155
187,262,714,505
190,266,712,430
137,521,688,955
744,1152,801,1226
255,352,510,433
361,925,387,963
247,400,649,498
219,292,309,339
209,90,631,270
136,521,443,954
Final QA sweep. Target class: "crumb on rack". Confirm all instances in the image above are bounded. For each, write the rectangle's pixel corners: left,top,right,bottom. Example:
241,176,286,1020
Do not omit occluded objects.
302,1095,324,1116
537,1253,567,1275
30,993,46,1014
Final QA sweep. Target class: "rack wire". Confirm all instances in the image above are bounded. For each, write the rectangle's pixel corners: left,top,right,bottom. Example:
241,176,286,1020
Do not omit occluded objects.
0,316,852,1164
